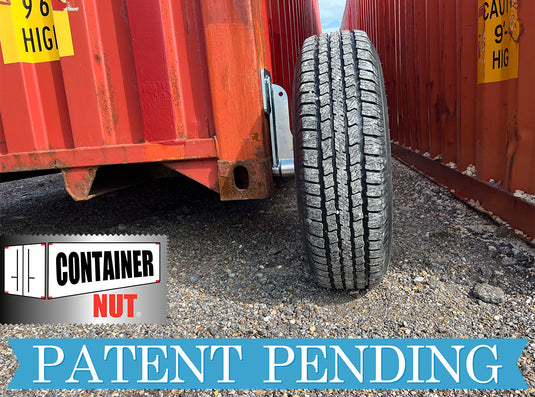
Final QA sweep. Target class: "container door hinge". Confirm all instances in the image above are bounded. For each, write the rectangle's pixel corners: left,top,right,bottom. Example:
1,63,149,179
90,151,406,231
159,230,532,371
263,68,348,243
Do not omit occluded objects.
261,69,294,177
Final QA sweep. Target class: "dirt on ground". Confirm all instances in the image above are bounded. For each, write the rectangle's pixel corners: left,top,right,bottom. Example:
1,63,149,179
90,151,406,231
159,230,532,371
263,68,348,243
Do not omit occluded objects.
0,158,534,396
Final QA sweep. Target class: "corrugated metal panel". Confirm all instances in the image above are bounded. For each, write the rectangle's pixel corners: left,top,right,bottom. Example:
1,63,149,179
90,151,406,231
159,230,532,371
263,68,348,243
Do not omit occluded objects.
342,0,535,240
0,0,321,201
0,0,217,169
264,0,321,102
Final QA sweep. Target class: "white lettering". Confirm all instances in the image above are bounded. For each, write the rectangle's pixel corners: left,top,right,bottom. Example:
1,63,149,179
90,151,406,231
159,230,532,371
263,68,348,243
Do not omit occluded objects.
407,345,425,383
330,345,367,383
467,345,502,384
66,345,102,383
210,345,242,383
138,346,168,383
264,345,295,383
370,346,405,383
296,345,328,383
33,345,64,383
427,345,463,383
104,345,135,383
170,345,208,383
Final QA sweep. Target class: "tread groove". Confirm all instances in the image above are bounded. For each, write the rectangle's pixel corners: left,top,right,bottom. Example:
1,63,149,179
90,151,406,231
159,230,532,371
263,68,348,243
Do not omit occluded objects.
342,32,358,290
294,30,392,291
327,33,346,290
315,36,335,288
351,32,371,288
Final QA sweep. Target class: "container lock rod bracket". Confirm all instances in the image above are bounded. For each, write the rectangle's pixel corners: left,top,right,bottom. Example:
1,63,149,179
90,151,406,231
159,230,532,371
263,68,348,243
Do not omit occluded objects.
261,69,294,177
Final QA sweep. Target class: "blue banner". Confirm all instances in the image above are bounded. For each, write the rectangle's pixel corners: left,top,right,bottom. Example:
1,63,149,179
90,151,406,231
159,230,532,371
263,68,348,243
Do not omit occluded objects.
9,338,527,389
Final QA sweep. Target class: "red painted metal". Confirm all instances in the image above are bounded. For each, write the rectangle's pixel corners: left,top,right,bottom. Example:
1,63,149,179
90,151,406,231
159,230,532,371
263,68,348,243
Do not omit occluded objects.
0,0,321,200
264,0,321,105
1,139,217,172
342,0,535,240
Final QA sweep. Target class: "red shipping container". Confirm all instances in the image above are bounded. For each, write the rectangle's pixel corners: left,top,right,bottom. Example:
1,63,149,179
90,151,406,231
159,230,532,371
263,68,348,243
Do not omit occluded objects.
0,0,321,200
342,0,535,240
0,1,397,292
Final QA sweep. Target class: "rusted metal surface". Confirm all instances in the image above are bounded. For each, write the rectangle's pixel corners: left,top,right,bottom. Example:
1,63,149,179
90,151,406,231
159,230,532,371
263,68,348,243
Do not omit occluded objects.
0,0,321,200
342,0,535,239
63,163,181,201
217,159,275,201
62,167,98,201
393,144,535,241
0,139,217,173
200,0,274,198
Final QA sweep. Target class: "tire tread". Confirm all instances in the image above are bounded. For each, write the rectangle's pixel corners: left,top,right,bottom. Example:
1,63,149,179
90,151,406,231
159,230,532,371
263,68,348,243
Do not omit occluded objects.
294,30,392,291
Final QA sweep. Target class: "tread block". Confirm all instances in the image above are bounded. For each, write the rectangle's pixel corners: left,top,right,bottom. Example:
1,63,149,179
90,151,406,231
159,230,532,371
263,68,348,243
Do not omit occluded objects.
294,31,392,292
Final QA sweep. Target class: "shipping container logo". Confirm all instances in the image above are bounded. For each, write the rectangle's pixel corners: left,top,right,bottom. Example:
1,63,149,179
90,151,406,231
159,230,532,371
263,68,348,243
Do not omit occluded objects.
4,242,161,299
478,0,520,84
1,236,168,324
0,0,76,64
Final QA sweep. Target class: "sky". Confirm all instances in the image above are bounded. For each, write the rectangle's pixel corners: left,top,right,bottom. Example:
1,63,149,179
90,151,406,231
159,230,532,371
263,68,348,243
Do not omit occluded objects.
318,0,346,32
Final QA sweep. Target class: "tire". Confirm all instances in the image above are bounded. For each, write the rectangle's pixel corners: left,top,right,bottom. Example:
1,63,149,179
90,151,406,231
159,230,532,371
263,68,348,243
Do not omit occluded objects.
293,30,392,291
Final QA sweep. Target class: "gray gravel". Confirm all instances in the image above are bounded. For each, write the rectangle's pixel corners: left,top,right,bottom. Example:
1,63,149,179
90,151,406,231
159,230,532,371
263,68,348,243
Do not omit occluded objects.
1,158,534,396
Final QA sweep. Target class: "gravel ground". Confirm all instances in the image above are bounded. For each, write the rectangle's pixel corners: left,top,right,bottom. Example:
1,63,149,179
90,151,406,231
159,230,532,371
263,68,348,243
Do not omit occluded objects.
0,158,534,396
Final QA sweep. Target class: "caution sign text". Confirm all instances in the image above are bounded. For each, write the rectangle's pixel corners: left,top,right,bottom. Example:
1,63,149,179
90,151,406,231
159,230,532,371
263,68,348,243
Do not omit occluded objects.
478,0,520,84
0,0,74,64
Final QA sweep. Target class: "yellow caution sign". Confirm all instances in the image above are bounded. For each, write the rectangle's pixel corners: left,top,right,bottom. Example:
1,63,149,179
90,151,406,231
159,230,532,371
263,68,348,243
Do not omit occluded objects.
0,0,74,64
478,0,520,84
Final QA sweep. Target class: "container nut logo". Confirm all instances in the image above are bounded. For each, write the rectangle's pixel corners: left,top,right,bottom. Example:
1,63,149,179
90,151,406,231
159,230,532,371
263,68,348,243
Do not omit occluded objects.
1,235,167,324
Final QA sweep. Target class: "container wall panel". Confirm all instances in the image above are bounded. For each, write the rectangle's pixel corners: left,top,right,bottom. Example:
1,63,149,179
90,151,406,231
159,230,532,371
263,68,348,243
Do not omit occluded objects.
0,0,321,168
0,0,217,171
0,0,321,200
264,0,321,101
342,0,535,239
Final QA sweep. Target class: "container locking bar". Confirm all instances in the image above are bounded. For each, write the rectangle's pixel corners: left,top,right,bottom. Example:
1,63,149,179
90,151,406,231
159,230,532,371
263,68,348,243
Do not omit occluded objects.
261,69,294,177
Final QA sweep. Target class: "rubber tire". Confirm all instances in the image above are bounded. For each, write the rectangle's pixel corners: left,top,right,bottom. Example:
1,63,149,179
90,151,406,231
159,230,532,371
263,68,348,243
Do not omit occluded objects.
294,30,392,291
